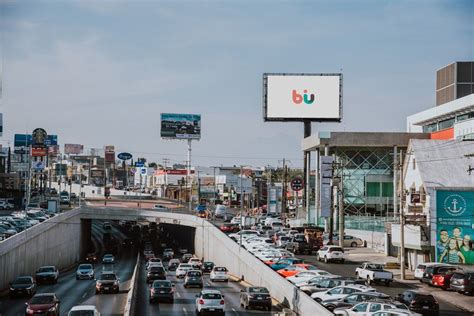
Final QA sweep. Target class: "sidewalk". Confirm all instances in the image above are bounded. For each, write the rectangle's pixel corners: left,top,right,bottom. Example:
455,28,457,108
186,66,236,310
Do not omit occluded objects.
344,247,474,313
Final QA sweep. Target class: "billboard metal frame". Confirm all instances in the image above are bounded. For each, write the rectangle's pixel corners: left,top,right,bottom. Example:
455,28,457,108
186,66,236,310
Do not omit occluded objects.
160,113,201,140
262,73,343,122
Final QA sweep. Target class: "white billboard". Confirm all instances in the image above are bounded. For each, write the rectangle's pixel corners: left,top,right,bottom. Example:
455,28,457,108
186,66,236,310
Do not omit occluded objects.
263,73,342,122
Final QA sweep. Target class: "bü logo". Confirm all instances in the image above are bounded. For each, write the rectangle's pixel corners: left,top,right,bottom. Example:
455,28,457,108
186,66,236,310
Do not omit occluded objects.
292,90,315,105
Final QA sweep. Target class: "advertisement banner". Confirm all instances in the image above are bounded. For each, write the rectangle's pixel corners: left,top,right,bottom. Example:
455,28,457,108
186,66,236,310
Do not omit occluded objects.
161,113,201,139
105,145,115,153
48,145,60,155
14,146,29,154
436,190,474,265
14,134,57,147
11,162,29,172
91,170,105,178
64,144,84,154
320,156,334,217
263,73,342,122
105,152,115,163
31,146,47,157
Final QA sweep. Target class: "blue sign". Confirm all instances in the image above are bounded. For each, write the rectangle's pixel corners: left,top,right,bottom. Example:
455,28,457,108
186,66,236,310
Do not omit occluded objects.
14,134,57,146
118,152,133,160
436,190,474,265
135,161,144,167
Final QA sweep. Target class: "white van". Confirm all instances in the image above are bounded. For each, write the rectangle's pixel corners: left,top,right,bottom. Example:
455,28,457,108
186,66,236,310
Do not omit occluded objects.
215,205,227,218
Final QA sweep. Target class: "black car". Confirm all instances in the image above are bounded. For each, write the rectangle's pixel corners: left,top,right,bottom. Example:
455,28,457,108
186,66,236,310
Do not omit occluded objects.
95,272,120,294
149,280,174,303
35,266,59,284
202,261,215,273
9,276,37,297
421,264,457,285
122,238,134,248
147,266,166,283
184,270,203,288
321,292,391,312
85,252,98,263
450,270,474,294
396,290,439,316
240,286,272,311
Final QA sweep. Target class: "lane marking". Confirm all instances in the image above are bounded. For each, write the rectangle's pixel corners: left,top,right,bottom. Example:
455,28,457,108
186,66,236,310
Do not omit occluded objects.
176,292,181,298
182,307,187,314
82,292,87,298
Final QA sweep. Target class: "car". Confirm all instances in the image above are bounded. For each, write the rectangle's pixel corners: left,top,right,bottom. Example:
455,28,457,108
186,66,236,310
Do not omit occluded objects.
299,277,366,295
122,238,134,248
146,258,163,270
421,264,457,285
9,276,36,297
181,253,193,263
414,262,440,281
396,290,439,316
431,269,461,289
168,259,181,271
153,204,168,210
270,258,304,270
330,235,364,248
102,221,112,229
370,308,422,316
0,200,14,209
311,284,377,303
287,270,335,285
76,264,95,280
355,263,393,286
144,250,156,261
178,247,189,254
333,300,411,316
95,272,120,294
102,254,115,264
195,289,225,315
60,195,70,204
188,257,202,269
321,291,391,312
150,280,175,303
449,270,474,294
316,246,345,263
26,293,60,316
277,264,319,278
163,248,174,260
147,266,167,283
184,270,204,288
35,266,59,284
85,253,98,263
215,205,227,218
240,286,272,311
230,216,241,225
210,266,229,282
176,263,193,278
220,223,240,233
68,305,101,316
202,261,215,273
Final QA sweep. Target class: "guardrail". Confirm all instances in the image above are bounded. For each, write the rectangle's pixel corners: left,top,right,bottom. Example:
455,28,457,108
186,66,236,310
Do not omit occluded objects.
123,253,140,316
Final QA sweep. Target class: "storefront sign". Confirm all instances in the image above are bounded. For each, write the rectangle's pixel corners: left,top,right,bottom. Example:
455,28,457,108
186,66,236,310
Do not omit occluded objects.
31,146,47,157
436,190,474,265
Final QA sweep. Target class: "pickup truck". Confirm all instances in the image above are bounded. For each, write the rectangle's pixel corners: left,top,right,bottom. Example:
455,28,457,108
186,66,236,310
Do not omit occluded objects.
286,233,312,255
355,263,393,286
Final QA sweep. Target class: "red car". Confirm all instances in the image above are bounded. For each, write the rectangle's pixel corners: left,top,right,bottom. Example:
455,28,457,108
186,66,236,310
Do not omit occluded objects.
432,271,457,290
26,293,60,315
220,223,239,233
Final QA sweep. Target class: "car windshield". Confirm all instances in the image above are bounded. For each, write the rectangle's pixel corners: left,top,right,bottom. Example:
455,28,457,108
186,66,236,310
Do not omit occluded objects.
13,277,32,285
100,274,116,280
249,287,269,293
150,267,164,272
30,295,54,304
79,264,92,270
69,311,95,316
330,247,344,252
187,271,201,277
180,264,192,268
104,255,113,258
38,267,54,273
202,293,222,299
214,267,227,272
153,281,172,288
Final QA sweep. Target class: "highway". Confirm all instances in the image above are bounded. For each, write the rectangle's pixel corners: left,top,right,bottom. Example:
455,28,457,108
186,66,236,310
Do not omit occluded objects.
0,220,136,316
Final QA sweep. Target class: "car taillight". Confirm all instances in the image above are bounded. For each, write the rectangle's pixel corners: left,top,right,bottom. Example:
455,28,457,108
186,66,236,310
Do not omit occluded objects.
220,299,225,305
199,299,205,305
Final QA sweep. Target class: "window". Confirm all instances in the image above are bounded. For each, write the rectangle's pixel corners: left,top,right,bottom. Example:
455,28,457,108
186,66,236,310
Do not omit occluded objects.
370,303,382,312
382,183,393,197
343,287,357,294
367,182,380,197
438,118,455,130
423,123,438,133
327,287,343,295
353,303,369,312
345,295,359,303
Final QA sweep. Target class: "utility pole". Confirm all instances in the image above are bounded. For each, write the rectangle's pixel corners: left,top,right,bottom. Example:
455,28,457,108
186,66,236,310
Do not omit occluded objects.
338,161,344,248
281,158,287,215
399,149,406,280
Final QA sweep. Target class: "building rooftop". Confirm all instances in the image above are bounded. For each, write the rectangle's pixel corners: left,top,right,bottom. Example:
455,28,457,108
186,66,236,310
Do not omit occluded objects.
406,139,474,189
302,131,430,151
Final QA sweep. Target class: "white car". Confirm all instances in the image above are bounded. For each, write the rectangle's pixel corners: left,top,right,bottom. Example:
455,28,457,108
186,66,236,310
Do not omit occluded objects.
316,246,345,263
188,258,202,269
334,301,413,315
146,258,163,270
310,285,376,302
210,266,229,282
214,205,227,218
68,305,101,316
176,263,193,278
230,216,241,225
414,262,439,280
195,289,225,315
370,308,422,316
288,271,335,285
229,230,259,240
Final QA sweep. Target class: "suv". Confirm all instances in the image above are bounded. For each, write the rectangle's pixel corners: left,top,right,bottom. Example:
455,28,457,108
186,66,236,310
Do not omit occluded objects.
450,270,474,294
240,286,272,311
149,280,174,303
195,290,225,315
414,262,439,281
316,246,345,263
421,264,457,285
396,290,439,316
35,266,59,284
147,266,166,283
76,264,94,280
95,272,120,294
184,270,204,288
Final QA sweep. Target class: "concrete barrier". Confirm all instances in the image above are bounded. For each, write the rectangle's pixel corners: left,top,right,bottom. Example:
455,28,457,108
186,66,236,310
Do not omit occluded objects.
123,253,140,316
0,207,83,291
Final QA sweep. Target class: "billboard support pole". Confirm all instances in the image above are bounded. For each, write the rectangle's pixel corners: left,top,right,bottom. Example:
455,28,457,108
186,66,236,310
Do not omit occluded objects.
187,139,192,211
303,121,311,222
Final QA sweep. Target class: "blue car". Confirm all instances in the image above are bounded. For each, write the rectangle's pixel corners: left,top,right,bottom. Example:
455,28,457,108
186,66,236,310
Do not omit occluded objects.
270,258,304,271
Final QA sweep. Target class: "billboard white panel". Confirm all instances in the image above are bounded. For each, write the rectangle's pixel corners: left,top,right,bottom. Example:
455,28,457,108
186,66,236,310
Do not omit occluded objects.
263,73,342,122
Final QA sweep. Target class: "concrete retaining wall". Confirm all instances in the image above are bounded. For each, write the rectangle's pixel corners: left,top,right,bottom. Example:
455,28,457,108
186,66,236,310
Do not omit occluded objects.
0,208,83,290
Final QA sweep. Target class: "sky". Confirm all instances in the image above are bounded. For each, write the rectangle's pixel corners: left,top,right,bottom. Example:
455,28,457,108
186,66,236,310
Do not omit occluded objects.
1,0,473,168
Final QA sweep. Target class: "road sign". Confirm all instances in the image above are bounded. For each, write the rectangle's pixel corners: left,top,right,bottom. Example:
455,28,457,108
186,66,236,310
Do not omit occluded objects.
290,177,304,191
140,167,147,175
135,161,144,167
31,161,45,171
118,152,133,160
